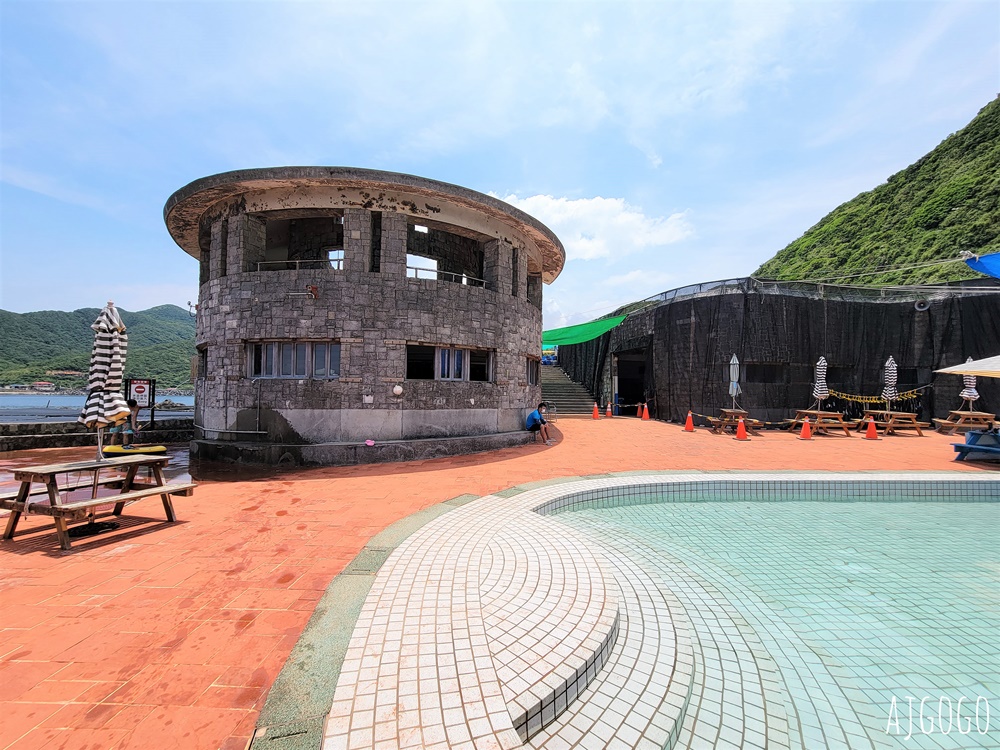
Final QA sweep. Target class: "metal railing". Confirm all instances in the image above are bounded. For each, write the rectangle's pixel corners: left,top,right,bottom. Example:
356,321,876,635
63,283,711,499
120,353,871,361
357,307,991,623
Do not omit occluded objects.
256,259,344,271
406,267,489,289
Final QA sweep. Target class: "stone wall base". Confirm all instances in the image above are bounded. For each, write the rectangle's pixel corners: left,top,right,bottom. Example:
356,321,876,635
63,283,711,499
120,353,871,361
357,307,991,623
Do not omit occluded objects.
0,419,195,452
191,430,536,467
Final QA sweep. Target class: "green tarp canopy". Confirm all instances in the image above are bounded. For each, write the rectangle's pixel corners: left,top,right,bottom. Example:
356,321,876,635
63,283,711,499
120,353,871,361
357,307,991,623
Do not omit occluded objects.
542,315,628,347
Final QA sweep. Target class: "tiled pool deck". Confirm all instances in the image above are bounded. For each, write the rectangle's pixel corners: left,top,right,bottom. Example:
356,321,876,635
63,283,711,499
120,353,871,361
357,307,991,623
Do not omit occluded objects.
0,419,997,749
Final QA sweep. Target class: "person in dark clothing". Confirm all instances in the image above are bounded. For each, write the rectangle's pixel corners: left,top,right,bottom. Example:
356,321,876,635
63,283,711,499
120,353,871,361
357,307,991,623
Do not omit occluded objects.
526,402,553,445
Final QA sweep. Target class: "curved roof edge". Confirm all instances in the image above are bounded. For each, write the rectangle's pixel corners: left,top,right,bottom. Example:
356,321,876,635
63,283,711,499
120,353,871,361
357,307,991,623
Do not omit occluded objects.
164,166,565,282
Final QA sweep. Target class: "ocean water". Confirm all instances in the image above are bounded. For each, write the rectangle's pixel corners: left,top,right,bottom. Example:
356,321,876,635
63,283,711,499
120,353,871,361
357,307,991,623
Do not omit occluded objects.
0,394,194,409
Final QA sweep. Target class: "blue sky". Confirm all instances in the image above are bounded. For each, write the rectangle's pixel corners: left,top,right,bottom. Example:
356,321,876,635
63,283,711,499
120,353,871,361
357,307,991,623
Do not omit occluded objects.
1,1,997,328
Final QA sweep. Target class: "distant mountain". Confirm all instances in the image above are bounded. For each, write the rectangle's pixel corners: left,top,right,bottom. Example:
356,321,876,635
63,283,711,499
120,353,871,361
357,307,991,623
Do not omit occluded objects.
0,305,195,388
755,96,1000,285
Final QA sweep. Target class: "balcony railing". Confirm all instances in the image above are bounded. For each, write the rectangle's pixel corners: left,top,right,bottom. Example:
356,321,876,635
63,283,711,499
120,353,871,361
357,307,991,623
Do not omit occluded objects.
256,259,344,271
406,267,489,289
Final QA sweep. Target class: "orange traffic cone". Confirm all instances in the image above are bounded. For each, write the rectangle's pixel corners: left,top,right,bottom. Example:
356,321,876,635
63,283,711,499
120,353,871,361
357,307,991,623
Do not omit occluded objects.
734,417,750,441
683,411,694,432
797,417,812,441
592,402,600,420
642,403,650,421
637,404,644,418
864,416,880,440
606,402,613,418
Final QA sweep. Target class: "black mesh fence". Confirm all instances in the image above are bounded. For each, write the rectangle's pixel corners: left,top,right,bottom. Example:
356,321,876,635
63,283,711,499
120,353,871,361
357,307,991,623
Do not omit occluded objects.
557,278,1000,424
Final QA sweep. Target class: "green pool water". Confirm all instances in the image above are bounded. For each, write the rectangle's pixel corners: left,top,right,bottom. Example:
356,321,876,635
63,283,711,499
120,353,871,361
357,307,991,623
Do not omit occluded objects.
558,500,1000,749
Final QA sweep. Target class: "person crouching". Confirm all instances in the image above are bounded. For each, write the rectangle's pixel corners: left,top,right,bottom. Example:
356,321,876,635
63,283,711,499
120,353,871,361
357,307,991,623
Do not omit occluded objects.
526,402,553,445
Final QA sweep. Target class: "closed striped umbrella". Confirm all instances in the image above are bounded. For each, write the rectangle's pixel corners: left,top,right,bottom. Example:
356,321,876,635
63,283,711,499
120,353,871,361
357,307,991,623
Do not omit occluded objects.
881,355,898,407
812,356,829,405
958,356,980,405
78,302,131,456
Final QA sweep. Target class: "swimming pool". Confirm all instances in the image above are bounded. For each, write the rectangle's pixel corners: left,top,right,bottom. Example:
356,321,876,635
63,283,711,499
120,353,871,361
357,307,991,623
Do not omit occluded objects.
554,493,999,749
321,473,999,750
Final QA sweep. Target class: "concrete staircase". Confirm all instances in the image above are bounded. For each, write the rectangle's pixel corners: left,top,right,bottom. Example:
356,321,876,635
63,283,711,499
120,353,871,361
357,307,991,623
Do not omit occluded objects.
541,365,595,415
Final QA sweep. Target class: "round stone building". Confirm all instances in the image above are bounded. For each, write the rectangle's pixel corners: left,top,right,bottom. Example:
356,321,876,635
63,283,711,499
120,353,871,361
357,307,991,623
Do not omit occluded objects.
164,167,565,465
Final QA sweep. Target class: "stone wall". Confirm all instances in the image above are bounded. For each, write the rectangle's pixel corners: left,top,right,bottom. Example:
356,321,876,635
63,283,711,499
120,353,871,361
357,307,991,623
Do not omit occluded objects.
194,206,543,444
0,419,194,452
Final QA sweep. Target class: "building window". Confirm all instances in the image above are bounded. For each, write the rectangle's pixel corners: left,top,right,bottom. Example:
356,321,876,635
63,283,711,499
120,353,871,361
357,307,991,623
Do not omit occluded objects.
370,211,382,272
439,348,465,380
197,347,208,379
249,341,340,379
469,350,491,382
527,358,540,386
327,247,344,270
407,345,493,381
406,345,435,379
511,247,519,296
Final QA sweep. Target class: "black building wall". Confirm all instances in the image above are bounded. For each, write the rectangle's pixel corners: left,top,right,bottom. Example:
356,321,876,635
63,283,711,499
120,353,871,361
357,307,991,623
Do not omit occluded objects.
559,286,1000,424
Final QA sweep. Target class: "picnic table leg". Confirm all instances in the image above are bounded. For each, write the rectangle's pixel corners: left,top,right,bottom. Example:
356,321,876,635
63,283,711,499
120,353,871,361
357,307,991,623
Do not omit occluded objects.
53,516,72,551
3,483,30,540
150,464,176,523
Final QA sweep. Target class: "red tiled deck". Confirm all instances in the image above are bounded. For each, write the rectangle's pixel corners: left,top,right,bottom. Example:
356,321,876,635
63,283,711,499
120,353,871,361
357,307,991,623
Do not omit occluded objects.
0,419,991,749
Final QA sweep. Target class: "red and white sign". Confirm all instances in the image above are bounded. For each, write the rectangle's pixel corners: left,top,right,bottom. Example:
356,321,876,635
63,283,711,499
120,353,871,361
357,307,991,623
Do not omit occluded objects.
128,379,153,408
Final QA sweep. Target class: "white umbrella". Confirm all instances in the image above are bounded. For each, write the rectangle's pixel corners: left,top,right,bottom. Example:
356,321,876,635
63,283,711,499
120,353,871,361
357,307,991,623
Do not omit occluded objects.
812,356,829,407
936,354,1000,379
728,354,741,409
881,355,898,411
78,301,131,460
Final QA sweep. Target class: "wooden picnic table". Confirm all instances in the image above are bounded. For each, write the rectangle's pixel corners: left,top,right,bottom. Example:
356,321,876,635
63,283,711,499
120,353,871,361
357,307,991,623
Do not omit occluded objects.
1,454,195,550
860,410,926,436
709,408,762,436
787,409,853,437
933,410,997,435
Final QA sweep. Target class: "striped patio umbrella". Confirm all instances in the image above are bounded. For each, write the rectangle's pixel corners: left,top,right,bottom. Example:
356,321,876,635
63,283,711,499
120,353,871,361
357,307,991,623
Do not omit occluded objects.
881,355,899,410
812,356,829,407
78,302,131,458
958,356,979,407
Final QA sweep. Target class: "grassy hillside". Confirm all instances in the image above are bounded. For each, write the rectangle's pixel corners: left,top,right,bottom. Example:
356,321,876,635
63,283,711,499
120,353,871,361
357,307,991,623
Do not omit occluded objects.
0,305,195,388
755,96,1000,285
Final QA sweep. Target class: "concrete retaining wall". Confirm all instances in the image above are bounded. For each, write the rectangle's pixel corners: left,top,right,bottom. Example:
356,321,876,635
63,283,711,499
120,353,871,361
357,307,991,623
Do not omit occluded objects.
0,419,195,452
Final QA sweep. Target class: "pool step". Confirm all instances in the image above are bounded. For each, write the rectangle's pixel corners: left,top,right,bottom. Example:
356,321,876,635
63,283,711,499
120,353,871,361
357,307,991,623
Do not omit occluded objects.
526,542,698,749
323,494,622,750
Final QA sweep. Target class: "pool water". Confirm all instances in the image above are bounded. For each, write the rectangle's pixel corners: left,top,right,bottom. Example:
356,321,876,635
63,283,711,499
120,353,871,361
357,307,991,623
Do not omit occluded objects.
558,500,999,749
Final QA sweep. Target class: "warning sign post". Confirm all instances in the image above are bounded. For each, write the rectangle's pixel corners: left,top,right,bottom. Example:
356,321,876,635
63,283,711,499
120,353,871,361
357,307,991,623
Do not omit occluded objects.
125,378,156,425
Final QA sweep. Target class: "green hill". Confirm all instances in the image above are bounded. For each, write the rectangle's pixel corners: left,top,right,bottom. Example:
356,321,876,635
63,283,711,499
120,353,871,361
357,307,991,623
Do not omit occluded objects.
0,305,195,388
755,96,1000,285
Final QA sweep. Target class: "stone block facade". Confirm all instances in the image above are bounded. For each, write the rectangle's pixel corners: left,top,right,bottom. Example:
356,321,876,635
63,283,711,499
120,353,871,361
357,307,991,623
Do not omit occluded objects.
165,168,565,463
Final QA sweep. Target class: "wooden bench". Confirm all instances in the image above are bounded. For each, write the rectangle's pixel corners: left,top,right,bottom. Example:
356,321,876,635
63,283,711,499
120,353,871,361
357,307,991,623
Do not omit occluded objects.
934,417,995,434
0,475,125,502
2,482,195,550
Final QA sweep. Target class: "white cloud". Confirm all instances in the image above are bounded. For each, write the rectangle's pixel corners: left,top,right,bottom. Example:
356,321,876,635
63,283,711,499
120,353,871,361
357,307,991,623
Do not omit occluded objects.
606,269,675,288
497,194,694,261
1,165,120,214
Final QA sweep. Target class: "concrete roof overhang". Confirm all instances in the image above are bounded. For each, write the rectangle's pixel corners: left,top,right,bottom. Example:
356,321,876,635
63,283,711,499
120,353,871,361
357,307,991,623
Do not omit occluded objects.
164,167,566,283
